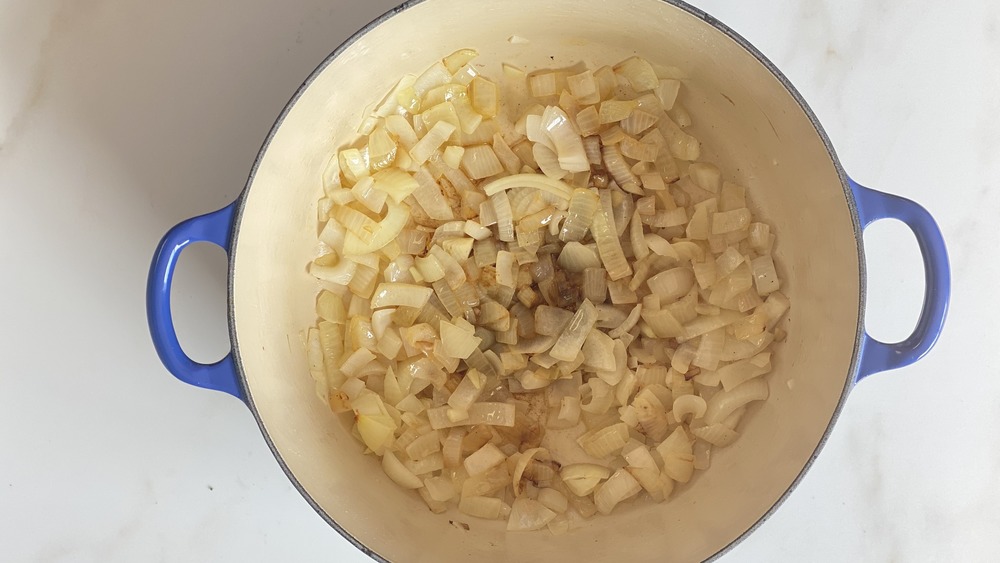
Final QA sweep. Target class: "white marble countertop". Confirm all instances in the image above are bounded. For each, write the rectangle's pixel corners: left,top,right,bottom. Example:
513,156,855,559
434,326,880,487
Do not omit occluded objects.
1,0,996,561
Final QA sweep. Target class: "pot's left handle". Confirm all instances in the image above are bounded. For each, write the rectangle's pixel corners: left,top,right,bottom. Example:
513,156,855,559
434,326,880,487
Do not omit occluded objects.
850,179,950,382
146,202,244,400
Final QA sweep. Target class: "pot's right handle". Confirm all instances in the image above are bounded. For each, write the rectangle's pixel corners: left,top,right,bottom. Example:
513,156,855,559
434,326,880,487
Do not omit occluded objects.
850,179,950,382
146,202,244,400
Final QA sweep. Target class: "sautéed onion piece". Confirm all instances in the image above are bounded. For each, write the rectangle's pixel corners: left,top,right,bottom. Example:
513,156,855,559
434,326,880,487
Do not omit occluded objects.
305,49,790,531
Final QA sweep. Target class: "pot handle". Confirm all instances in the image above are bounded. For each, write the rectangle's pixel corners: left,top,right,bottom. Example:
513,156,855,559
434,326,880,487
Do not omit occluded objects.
849,179,950,382
146,202,243,400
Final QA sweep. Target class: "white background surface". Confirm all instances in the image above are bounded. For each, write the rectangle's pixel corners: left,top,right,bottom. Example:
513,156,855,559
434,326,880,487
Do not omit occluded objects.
1,0,996,561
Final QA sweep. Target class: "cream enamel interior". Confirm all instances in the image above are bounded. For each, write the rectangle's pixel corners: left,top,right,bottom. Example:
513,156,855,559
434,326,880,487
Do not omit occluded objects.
231,0,862,561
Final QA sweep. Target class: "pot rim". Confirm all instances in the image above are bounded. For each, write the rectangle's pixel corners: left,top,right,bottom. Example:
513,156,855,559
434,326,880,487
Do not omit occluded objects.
227,1,865,560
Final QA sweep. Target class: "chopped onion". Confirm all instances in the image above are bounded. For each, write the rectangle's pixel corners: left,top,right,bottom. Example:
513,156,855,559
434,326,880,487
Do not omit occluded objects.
717,355,772,391
537,488,569,514
464,443,507,475
657,112,700,161
599,100,639,124
308,51,789,528
602,144,638,186
620,135,659,162
672,394,707,422
459,496,505,520
371,283,433,309
512,447,548,496
410,121,457,164
557,241,601,273
567,69,600,105
529,71,559,97
470,76,498,119
533,143,567,179
507,498,557,531
704,378,769,424
620,109,659,136
482,173,573,200
541,105,590,173
751,254,781,295
583,267,608,304
656,79,681,110
712,208,752,234
382,451,424,489
591,208,632,281
549,299,598,361
691,423,740,447
749,222,771,251
594,468,641,515
440,319,483,359
461,144,504,179
614,56,659,91
578,422,629,458
427,402,516,430
560,464,611,497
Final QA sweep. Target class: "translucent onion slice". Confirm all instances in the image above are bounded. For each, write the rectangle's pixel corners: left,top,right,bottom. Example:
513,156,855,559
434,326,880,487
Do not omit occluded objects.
599,100,639,124
410,121,457,164
567,69,600,105
575,105,601,137
581,329,617,372
370,282,433,310
372,168,419,203
751,254,781,295
557,241,601,273
382,450,424,489
427,402,516,430
620,109,659,136
493,133,522,175
658,112,700,161
683,310,743,340
558,188,599,242
549,299,598,361
620,135,659,162
440,319,483,359
459,496,505,520
507,498,558,531
749,222,771,251
602,144,639,186
512,447,548,496
470,76,498,119
614,56,659,91
712,208,752,234
704,378,769,425
672,394,707,422
577,422,629,458
717,356,771,391
461,144,504,180
464,443,507,475
580,379,615,416
411,167,455,220
528,71,559,97
486,196,514,245
656,426,694,483
310,260,357,286
533,143,568,179
594,468,642,515
656,79,681,110
537,488,569,514
591,208,632,281
560,464,611,497
691,423,740,447
482,173,573,200
583,268,608,304
541,105,590,173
